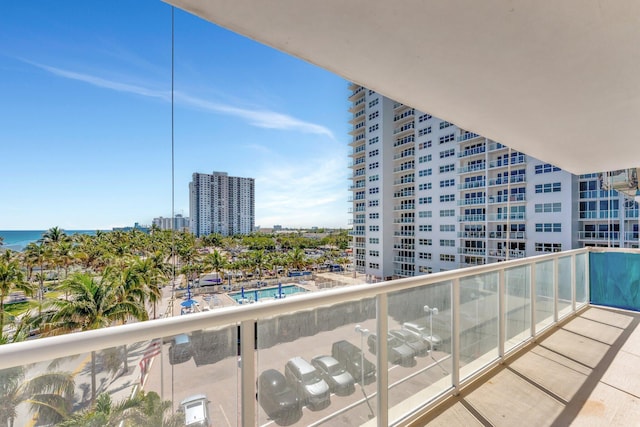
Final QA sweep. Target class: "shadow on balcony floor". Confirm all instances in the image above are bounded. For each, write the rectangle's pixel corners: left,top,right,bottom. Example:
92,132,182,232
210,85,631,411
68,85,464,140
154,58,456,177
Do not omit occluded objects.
416,306,640,427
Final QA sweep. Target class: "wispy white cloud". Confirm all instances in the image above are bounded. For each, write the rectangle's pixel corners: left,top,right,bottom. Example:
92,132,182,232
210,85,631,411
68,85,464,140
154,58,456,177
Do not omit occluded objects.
25,61,335,139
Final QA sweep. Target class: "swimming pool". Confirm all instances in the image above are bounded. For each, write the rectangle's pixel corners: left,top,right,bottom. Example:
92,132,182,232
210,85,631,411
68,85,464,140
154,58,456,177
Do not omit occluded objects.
229,284,307,303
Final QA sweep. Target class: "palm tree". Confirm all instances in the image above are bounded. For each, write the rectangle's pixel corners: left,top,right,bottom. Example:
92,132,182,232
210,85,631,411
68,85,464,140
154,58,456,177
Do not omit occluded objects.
203,249,228,284
0,257,34,332
286,248,309,272
0,367,75,427
37,272,148,406
131,256,165,319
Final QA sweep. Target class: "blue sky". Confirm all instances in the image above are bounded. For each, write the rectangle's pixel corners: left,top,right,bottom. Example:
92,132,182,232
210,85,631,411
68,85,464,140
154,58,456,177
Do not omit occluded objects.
0,1,351,230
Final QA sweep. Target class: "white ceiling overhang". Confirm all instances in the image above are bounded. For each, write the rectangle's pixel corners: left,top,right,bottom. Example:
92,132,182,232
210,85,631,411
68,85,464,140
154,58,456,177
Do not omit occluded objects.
164,0,640,174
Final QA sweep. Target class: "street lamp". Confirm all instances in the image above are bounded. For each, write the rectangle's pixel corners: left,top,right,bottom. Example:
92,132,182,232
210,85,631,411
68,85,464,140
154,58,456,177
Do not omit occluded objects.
423,305,438,354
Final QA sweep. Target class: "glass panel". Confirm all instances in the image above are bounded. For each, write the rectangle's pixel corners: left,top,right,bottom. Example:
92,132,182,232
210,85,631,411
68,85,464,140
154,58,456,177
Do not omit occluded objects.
386,281,452,424
535,260,555,332
575,253,587,305
1,331,239,427
256,298,377,425
505,265,531,352
459,272,499,380
558,256,573,319
590,252,640,311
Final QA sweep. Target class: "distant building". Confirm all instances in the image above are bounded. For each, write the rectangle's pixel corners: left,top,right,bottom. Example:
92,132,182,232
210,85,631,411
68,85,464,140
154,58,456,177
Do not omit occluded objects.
152,214,190,231
273,225,282,231
189,171,255,237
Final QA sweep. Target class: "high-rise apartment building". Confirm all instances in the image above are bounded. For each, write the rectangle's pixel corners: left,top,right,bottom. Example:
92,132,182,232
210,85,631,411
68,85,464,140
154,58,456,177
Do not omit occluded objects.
189,171,255,237
152,214,190,231
349,85,639,281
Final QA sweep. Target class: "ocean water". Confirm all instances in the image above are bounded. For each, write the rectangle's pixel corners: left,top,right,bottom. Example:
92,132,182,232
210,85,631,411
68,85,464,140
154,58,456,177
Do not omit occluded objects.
0,230,100,251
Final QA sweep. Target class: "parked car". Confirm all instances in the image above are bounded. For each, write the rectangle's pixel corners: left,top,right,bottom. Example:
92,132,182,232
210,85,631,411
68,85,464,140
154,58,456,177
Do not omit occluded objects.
402,321,442,350
284,357,331,410
331,340,376,385
389,329,429,356
367,333,416,367
257,369,301,422
169,333,192,365
180,394,210,427
311,355,356,396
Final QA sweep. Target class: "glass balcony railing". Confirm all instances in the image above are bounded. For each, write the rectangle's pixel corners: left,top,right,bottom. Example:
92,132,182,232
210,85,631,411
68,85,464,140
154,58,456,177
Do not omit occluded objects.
2,248,617,427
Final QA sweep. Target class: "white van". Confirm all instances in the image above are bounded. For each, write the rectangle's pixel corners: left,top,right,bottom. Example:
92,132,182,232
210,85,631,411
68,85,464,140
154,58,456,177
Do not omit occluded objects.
180,394,210,427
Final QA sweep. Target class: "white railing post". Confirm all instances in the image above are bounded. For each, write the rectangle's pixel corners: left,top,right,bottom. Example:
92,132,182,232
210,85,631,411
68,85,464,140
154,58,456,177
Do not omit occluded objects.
553,257,559,323
451,278,460,393
530,263,536,338
240,320,255,427
585,250,591,304
376,293,388,426
498,269,506,360
571,254,576,313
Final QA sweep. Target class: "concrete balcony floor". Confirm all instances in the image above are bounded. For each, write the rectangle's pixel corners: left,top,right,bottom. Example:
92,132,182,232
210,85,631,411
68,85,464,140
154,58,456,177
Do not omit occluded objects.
415,306,640,426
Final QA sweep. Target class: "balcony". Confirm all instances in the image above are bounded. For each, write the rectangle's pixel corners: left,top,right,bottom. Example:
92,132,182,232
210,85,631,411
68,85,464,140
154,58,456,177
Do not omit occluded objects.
458,231,486,239
488,231,526,240
4,248,640,426
488,194,526,204
488,175,526,186
487,212,526,221
458,214,486,222
457,132,481,142
578,231,620,241
457,247,486,256
393,256,415,263
458,197,486,206
458,180,486,190
488,154,526,169
394,204,415,211
458,146,486,158
458,163,486,174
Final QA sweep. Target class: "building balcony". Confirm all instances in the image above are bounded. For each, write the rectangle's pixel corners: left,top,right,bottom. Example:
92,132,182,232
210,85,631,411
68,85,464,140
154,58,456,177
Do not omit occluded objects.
348,85,365,101
394,204,415,211
393,244,415,250
458,180,486,190
458,231,486,238
457,247,487,256
578,231,621,241
488,231,526,240
488,155,526,169
393,109,415,124
458,214,487,222
393,123,415,136
393,164,415,173
458,146,486,158
4,248,640,426
393,178,415,186
458,197,486,206
393,150,415,160
488,194,526,204
393,217,415,224
458,163,486,174
487,142,507,151
487,212,526,221
348,97,365,112
394,231,415,236
488,175,526,186
457,132,481,142
487,249,527,259
393,256,415,263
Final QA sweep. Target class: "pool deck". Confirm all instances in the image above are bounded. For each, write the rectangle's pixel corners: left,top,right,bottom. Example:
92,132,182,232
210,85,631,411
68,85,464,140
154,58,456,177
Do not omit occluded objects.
412,305,640,426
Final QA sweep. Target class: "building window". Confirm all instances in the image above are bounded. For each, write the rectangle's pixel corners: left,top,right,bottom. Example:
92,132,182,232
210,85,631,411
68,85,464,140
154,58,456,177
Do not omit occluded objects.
418,210,432,218
535,202,561,213
368,124,379,132
368,162,379,170
418,126,432,136
418,252,432,260
535,243,562,252
419,154,432,163
418,114,432,122
368,98,379,108
440,148,455,158
419,196,432,204
418,238,432,246
368,136,379,145
439,121,453,129
440,179,455,187
418,169,433,177
439,164,455,173
440,224,455,232
534,163,561,174
439,133,455,144
440,254,456,262
369,149,379,157
369,225,380,232
369,212,379,219
368,187,379,194
368,174,379,182
368,111,379,120
369,237,379,244
419,266,433,273
440,239,455,247
440,209,455,217
535,182,562,193
418,183,432,191
369,250,379,257
419,225,433,232
440,194,455,202
419,140,432,149
369,263,379,269
368,200,379,207
535,223,562,232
